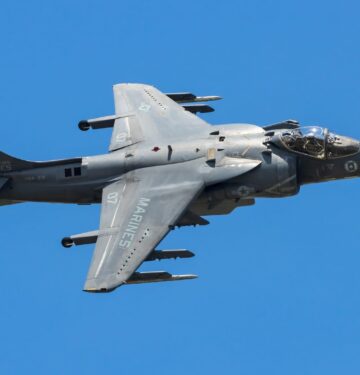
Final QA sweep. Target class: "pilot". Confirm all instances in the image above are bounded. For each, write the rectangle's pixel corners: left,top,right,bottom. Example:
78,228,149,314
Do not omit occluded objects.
303,135,324,157
282,130,305,152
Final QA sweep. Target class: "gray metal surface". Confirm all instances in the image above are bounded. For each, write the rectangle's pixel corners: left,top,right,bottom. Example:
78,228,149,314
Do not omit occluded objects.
84,164,203,292
1,83,360,293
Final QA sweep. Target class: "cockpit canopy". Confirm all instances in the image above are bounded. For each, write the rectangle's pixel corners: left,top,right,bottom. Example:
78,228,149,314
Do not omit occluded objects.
280,126,359,159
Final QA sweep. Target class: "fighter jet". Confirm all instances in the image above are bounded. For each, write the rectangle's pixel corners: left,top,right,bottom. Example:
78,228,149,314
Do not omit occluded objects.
0,83,359,292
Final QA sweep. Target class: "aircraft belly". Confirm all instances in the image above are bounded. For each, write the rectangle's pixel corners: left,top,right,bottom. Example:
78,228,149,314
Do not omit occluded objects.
224,153,299,198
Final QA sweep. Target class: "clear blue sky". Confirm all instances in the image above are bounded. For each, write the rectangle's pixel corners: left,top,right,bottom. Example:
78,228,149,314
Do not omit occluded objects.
1,0,360,374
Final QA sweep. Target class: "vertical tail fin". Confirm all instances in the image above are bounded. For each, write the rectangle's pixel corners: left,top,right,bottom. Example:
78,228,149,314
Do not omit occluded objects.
0,151,35,173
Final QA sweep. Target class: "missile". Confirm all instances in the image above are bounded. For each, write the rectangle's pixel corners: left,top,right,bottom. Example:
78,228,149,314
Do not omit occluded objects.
126,271,197,284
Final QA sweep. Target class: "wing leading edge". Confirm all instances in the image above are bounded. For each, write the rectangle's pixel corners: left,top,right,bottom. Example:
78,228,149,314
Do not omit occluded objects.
83,83,262,292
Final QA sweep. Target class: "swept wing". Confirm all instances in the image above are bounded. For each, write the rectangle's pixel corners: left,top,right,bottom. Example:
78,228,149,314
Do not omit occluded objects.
83,83,261,292
84,163,203,292
109,83,211,151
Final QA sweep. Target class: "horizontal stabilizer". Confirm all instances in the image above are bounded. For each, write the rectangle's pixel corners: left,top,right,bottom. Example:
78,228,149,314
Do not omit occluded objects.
166,92,222,103
126,271,197,284
183,104,214,114
0,177,8,189
146,249,194,261
0,178,15,206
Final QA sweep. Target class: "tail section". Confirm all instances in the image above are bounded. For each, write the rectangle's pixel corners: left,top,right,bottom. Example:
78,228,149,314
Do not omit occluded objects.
0,169,21,206
0,151,82,206
0,151,35,173
0,151,82,173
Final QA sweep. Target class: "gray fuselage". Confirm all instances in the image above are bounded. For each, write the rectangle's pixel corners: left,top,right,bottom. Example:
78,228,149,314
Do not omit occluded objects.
1,123,359,215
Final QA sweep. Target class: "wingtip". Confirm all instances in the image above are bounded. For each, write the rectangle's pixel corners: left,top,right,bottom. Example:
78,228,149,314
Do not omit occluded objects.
83,287,115,293
83,277,125,293
113,82,155,90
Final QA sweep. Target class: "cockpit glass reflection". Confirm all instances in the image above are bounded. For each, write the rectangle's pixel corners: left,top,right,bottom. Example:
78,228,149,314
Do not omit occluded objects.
281,127,325,159
280,126,359,159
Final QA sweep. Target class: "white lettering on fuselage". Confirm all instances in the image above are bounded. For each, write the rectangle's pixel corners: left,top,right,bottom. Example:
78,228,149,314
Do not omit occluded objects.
118,197,151,249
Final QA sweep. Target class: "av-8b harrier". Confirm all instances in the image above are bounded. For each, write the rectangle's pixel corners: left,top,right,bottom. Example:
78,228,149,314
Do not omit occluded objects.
0,83,359,292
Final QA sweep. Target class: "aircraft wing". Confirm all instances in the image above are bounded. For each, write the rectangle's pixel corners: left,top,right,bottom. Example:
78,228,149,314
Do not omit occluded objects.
84,164,203,292
109,83,212,151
